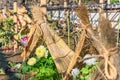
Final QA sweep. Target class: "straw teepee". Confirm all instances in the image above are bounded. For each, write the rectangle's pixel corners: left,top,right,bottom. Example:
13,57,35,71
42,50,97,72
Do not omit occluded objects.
18,2,120,80
21,4,75,73
74,4,119,80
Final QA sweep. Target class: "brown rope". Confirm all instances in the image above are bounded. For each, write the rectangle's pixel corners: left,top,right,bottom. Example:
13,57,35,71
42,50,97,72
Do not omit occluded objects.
103,51,117,80
86,27,117,79
96,65,108,80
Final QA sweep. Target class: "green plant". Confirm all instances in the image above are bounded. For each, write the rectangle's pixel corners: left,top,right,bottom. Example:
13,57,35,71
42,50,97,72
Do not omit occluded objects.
110,0,119,3
21,55,61,80
2,18,14,30
21,46,62,80
80,65,96,80
0,18,14,45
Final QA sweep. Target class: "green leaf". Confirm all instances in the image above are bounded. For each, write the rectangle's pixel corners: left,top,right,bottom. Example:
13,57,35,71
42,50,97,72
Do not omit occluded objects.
21,65,31,74
21,52,62,80
40,67,46,73
14,73,23,79
8,61,15,67
32,68,39,72
81,67,89,74
85,75,90,80
80,76,85,80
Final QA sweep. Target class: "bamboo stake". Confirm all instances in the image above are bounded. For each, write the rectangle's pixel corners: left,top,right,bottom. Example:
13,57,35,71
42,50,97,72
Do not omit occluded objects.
67,10,71,47
13,0,18,53
64,0,71,47
3,0,7,18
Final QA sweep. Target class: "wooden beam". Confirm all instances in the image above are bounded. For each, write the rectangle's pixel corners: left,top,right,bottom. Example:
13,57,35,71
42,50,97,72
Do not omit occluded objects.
47,5,78,11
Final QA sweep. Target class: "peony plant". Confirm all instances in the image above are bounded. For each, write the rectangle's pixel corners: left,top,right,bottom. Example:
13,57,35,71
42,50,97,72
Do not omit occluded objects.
27,57,37,66
21,45,61,80
35,45,48,58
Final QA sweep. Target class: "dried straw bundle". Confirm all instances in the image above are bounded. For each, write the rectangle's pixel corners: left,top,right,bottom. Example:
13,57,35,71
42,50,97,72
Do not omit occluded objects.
99,15,116,49
63,4,91,80
75,4,90,25
23,14,32,24
91,11,117,80
75,4,118,80
17,6,27,14
31,5,45,24
21,5,45,60
0,13,4,23
21,4,46,60
30,3,74,73
21,25,42,61
50,29,74,58
18,14,26,27
40,23,74,73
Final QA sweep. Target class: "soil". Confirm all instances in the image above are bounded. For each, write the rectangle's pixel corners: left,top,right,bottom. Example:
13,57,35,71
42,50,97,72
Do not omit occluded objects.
0,51,23,80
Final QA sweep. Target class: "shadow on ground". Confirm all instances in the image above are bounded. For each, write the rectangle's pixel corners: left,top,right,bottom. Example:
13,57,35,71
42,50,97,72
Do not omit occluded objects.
0,51,23,80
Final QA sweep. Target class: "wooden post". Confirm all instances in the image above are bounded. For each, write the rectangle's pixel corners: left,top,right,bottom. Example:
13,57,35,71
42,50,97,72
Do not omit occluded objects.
14,0,17,12
99,0,106,17
3,0,7,18
99,0,104,8
107,0,110,4
64,0,67,36
40,0,47,15
50,1,53,21
78,0,81,6
64,0,67,17
64,0,67,26
13,0,18,53
64,0,67,8
58,7,60,21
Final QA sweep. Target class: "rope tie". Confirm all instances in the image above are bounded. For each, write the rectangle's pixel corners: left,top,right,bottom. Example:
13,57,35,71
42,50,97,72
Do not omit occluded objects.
103,48,117,80
81,23,117,80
